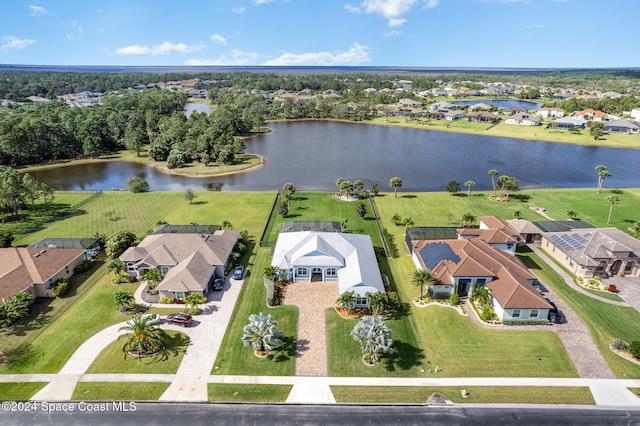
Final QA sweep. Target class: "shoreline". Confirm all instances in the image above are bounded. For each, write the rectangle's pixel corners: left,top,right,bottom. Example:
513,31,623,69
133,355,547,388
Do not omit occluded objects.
18,153,266,179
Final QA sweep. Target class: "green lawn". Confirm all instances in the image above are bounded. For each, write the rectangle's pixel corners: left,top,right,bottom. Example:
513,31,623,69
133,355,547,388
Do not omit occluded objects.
370,116,640,149
208,384,293,402
72,382,169,401
212,249,298,376
0,383,47,400
85,330,189,374
330,385,595,405
1,191,275,374
519,247,640,378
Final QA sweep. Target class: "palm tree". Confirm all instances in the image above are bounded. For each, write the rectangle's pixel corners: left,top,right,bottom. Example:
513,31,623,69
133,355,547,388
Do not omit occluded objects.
142,267,162,289
412,268,435,301
222,220,233,230
607,195,620,224
113,289,135,312
241,312,283,355
351,315,394,365
389,177,403,198
184,293,206,314
488,169,499,197
596,166,611,194
118,316,169,360
335,178,345,195
353,180,364,197
281,182,296,208
464,180,476,197
336,291,356,314
366,291,387,315
461,212,477,227
107,258,125,275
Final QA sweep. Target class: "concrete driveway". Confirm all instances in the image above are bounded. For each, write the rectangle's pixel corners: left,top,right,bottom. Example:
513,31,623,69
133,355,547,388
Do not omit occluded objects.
605,276,640,312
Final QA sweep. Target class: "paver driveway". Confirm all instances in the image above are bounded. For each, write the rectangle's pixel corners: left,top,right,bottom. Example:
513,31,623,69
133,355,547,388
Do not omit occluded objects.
284,281,339,376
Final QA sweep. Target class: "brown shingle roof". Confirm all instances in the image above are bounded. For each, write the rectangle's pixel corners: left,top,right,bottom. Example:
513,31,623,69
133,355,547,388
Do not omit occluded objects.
0,248,85,300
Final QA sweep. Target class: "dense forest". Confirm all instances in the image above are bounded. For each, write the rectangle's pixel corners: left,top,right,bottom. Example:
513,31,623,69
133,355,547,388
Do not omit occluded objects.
1,69,640,167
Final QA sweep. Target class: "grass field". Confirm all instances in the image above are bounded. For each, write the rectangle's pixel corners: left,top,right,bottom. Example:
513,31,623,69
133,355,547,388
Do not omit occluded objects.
330,385,595,405
85,330,189,374
208,384,293,402
0,383,47,400
72,382,169,401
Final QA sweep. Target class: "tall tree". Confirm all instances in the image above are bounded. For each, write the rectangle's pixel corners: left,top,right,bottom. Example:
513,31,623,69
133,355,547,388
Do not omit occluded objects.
488,169,499,197
21,173,41,213
464,180,476,197
113,289,135,312
105,230,137,258
389,177,403,198
241,312,283,355
607,195,620,224
596,165,611,194
183,188,196,204
446,180,461,195
351,315,394,365
412,268,435,301
353,180,364,197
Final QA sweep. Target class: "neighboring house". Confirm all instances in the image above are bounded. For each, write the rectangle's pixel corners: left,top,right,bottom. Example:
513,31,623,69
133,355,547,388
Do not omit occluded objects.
541,228,640,279
575,108,610,121
506,219,596,245
411,237,551,322
119,230,239,301
536,107,565,118
443,109,466,121
467,111,500,123
457,216,520,255
0,247,86,300
398,98,423,108
505,112,541,126
468,103,494,112
502,105,526,115
551,117,587,129
271,231,384,308
631,108,640,121
507,219,544,245
602,119,640,134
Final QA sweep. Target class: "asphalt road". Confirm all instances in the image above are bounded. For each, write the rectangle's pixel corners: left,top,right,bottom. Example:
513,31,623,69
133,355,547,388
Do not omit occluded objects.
1,403,640,426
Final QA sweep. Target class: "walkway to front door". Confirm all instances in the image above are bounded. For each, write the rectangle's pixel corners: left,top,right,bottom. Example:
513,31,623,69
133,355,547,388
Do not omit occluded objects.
284,280,339,376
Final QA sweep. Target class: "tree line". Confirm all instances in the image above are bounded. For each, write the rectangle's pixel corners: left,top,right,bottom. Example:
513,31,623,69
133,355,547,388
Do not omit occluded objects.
0,165,54,222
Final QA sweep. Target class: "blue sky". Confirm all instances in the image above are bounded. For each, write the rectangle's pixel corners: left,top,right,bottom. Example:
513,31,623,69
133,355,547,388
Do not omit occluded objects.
0,0,637,68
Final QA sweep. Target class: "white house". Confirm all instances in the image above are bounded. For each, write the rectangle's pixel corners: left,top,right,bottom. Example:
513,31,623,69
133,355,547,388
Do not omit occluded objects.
271,231,384,307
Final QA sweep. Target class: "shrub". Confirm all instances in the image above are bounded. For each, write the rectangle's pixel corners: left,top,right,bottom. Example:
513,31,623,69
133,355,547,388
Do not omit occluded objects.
160,296,174,304
74,259,93,273
125,177,150,193
629,341,640,359
150,290,158,296
480,306,494,322
386,292,401,310
52,279,69,297
449,293,460,306
190,308,202,316
611,339,628,352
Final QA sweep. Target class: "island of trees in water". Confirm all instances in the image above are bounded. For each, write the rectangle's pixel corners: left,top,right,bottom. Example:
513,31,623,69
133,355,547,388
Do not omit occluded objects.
1,69,640,168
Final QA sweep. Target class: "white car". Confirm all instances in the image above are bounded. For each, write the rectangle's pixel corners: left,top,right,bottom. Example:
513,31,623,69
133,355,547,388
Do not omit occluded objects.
128,313,160,326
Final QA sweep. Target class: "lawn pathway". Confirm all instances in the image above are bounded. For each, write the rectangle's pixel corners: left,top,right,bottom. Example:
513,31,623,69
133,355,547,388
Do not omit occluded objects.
284,281,339,377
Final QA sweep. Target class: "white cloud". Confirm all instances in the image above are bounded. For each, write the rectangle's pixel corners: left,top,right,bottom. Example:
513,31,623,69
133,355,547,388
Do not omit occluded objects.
211,34,228,45
28,5,47,16
527,23,547,28
116,41,205,56
253,0,275,4
1,35,36,52
262,43,370,66
232,7,246,13
345,0,438,27
383,30,403,37
66,20,83,40
186,50,261,66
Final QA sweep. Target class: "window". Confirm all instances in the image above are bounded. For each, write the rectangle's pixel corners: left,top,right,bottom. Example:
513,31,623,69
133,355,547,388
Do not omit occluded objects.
530,309,538,318
354,297,367,306
476,278,486,287
65,266,69,274
507,243,513,249
512,309,521,318
296,267,308,276
161,266,170,276
326,267,337,276
48,278,54,289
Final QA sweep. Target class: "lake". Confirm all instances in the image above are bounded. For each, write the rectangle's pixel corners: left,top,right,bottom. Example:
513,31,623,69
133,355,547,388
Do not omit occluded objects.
27,121,640,192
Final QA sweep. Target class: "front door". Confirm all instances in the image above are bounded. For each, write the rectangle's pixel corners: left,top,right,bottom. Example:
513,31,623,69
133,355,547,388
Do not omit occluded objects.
311,267,323,282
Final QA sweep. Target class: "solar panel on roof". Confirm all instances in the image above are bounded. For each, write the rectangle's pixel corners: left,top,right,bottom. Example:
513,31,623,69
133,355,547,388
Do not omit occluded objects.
418,242,461,270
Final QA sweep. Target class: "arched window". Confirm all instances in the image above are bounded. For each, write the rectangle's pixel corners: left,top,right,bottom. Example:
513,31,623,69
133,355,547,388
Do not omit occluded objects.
625,261,634,275
296,267,308,276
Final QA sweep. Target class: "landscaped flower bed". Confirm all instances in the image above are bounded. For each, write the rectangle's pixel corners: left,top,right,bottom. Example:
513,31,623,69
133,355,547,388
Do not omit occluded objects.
576,276,609,292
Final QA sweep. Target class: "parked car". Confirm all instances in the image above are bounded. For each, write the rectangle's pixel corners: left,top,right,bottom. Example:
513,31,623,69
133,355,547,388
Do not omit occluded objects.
128,313,160,326
545,297,563,323
213,278,224,291
166,313,192,327
233,265,244,280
